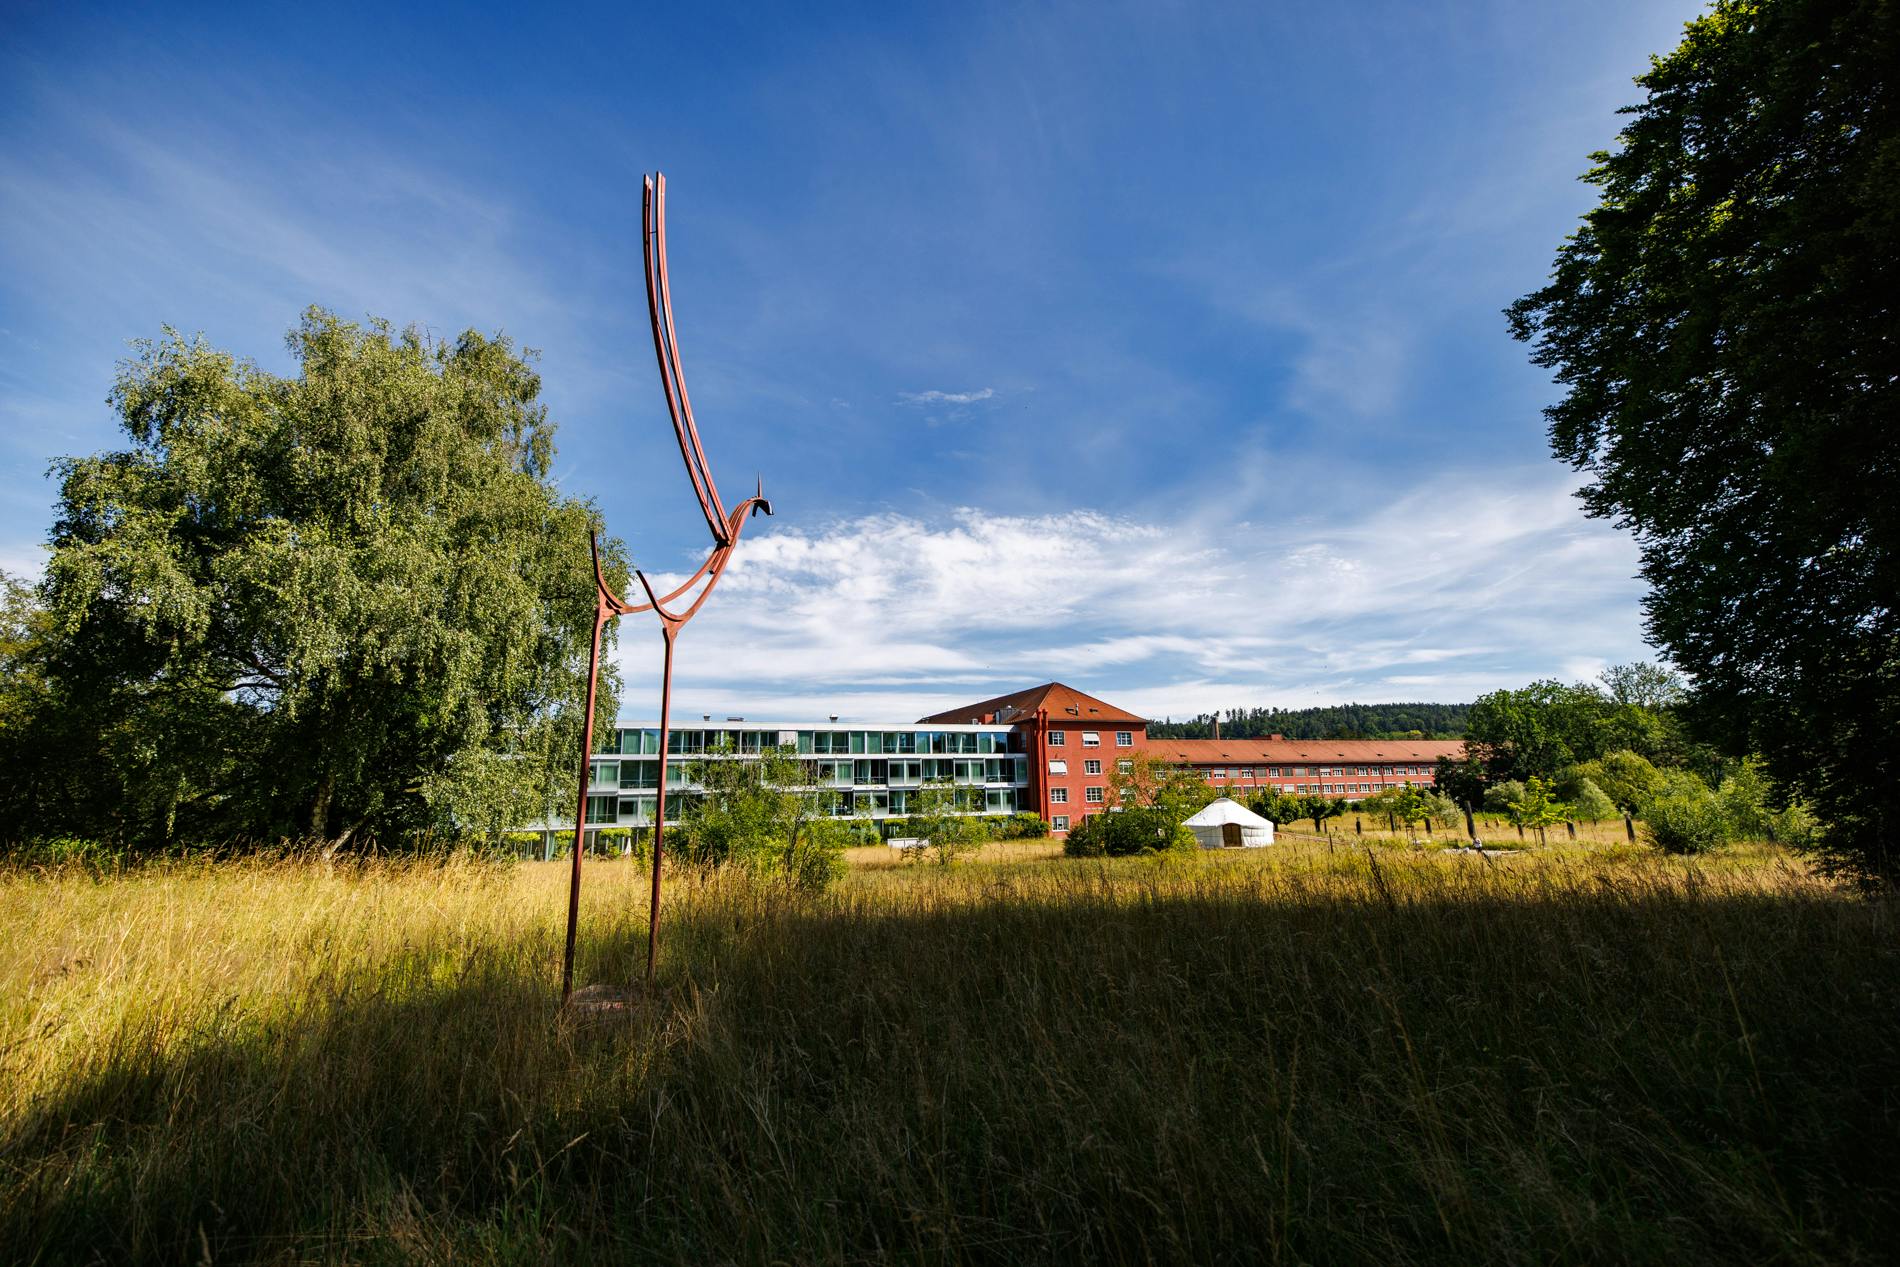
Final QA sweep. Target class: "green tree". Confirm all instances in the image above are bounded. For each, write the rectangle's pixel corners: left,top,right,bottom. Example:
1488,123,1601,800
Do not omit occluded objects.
1508,0,1900,882
681,745,845,890
35,311,621,849
1569,778,1618,824
904,779,985,867
1574,751,1661,815
1506,775,1567,846
1110,752,1214,822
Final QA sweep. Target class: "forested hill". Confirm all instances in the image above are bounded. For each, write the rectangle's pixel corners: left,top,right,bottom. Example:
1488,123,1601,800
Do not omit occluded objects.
1147,703,1470,741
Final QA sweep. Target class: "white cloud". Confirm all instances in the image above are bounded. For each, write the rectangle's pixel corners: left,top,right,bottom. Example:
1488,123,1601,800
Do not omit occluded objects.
608,469,1651,721
897,387,995,406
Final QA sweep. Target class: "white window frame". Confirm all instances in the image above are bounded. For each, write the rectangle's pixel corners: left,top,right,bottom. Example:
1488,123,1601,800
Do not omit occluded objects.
1048,759,1068,775
1047,730,1065,747
1052,814,1069,831
1085,786,1104,804
1050,787,1069,804
1084,759,1102,775
1081,732,1101,747
1115,731,1133,747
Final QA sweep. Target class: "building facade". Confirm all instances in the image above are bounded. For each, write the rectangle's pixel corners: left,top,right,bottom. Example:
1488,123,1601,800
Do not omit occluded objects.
577,720,1030,836
558,682,1465,840
918,683,1149,836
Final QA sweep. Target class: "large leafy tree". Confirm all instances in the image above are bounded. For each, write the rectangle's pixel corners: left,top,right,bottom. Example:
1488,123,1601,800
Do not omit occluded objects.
1508,0,1900,879
33,309,624,848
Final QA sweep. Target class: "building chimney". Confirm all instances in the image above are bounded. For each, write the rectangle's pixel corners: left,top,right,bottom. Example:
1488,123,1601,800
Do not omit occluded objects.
1213,715,1221,741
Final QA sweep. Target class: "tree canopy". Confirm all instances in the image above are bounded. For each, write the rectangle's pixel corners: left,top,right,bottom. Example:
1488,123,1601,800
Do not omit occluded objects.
1508,0,1900,880
1149,702,1467,741
11,309,623,849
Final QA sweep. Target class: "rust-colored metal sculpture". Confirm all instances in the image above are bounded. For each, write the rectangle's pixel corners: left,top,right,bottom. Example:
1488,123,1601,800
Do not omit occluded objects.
561,172,772,1001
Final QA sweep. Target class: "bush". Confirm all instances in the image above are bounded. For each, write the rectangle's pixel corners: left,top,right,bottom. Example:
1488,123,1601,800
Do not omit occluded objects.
1062,808,1194,858
995,812,1050,840
1569,779,1617,823
1482,781,1527,816
1640,772,1730,854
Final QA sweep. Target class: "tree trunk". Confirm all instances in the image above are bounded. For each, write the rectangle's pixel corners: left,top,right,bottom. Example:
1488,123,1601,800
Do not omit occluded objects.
310,770,336,839
1624,812,1637,842
1463,802,1478,846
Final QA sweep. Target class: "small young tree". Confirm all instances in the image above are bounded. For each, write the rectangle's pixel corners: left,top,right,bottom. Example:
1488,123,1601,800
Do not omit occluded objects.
683,744,845,890
1574,750,1662,842
905,779,985,867
1506,775,1566,845
1111,753,1214,821
1569,778,1617,825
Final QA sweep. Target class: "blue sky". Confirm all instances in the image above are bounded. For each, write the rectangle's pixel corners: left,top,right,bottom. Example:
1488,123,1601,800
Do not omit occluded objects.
0,1,1707,721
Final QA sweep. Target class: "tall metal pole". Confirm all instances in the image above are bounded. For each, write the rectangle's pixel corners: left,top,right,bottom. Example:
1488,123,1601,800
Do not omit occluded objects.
562,602,607,1003
646,630,677,983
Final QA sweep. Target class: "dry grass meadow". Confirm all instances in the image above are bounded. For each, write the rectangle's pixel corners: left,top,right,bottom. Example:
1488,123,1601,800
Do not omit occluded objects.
3,836,1896,1264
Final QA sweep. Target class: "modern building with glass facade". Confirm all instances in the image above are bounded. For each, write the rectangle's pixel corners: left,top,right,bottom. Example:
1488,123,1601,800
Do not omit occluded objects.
578,720,1031,836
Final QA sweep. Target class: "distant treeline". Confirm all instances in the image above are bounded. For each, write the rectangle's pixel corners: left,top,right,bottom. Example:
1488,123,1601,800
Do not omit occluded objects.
1147,703,1470,741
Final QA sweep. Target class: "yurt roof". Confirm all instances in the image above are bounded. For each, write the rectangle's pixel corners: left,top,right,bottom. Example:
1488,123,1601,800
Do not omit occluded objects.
1182,798,1273,828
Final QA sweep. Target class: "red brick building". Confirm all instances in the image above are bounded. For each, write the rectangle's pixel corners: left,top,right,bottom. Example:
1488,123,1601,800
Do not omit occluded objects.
1141,737,1464,800
923,682,1465,835
918,683,1148,835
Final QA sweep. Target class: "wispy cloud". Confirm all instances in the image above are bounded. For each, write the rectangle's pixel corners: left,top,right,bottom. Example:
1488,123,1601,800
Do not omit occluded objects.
897,387,995,406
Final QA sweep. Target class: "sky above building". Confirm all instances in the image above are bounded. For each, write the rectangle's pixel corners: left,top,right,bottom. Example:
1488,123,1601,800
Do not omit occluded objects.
0,1,1709,722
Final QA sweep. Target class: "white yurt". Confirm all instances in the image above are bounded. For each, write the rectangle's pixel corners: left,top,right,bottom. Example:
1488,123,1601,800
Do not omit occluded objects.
1183,797,1275,849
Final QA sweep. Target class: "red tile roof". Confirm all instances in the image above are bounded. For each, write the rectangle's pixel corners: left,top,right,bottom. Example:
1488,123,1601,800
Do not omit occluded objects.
1143,738,1466,765
917,682,1149,727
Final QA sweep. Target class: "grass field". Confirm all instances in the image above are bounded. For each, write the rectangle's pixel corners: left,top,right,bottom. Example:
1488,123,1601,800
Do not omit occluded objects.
3,839,1896,1264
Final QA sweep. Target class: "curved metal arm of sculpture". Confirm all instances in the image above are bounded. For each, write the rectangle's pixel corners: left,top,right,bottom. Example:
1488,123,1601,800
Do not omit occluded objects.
624,493,773,628
651,176,727,538
642,173,730,546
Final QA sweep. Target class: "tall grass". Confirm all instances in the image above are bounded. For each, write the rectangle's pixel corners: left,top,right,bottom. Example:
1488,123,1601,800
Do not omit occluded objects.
2,842,1895,1263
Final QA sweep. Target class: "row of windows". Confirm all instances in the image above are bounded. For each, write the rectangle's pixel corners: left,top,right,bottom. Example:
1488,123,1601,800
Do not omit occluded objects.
585,787,1020,826
1201,764,1433,779
1048,758,1135,776
1049,787,1106,805
612,729,1018,757
592,756,1029,791
1047,730,1135,748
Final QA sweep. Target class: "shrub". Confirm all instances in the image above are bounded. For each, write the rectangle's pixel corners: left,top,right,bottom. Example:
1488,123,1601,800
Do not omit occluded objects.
1062,808,1194,857
1482,781,1527,816
1641,771,1730,854
995,812,1050,840
1569,779,1617,823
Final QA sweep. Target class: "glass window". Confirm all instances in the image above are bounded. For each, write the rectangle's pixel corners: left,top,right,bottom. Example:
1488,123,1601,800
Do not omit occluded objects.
1081,732,1100,747
1086,787,1104,803
1118,760,1133,774
585,795,617,824
1048,759,1068,775
1116,731,1133,746
1084,759,1102,775
1050,788,1069,804
593,760,617,786
1047,731,1065,747
620,761,658,789
1053,815,1069,831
